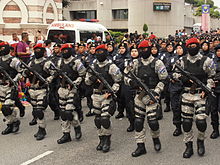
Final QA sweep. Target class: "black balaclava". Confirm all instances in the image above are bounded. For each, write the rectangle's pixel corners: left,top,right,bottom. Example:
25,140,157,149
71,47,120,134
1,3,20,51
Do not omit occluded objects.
96,49,107,62
34,48,45,59
187,43,200,56
139,47,151,59
0,44,10,56
62,48,72,59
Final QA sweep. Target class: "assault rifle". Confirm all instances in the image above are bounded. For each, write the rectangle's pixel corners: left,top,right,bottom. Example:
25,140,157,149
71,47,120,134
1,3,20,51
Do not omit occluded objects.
174,64,216,114
0,66,18,88
20,60,47,84
50,63,77,89
129,71,158,103
88,65,117,99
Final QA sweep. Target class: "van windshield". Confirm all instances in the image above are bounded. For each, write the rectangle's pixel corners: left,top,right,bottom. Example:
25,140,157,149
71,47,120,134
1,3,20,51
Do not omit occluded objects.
80,31,103,42
47,30,75,43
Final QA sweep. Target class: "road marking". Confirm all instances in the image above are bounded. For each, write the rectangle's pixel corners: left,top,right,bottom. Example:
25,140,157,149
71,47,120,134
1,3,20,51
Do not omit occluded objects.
20,151,54,165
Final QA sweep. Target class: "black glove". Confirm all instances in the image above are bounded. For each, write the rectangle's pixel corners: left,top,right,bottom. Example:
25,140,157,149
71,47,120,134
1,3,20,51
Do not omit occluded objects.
89,75,97,82
130,80,139,88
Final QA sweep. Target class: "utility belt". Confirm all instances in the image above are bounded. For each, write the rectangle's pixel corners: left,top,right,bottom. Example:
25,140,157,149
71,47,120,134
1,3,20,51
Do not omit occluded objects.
93,89,109,95
30,85,47,90
184,87,203,94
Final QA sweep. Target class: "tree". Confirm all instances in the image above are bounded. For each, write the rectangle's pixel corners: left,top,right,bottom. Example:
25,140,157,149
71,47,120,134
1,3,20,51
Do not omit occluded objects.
143,24,148,33
62,0,71,8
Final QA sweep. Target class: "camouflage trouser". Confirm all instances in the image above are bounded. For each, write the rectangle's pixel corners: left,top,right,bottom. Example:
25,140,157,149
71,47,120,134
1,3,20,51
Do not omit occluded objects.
134,94,160,143
29,88,47,128
181,92,207,143
91,93,112,136
0,85,17,124
58,87,80,133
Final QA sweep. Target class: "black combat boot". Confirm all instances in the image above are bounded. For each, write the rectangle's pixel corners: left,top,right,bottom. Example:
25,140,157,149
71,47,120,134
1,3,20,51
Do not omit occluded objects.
115,113,124,119
29,117,37,126
54,111,60,120
96,136,104,150
19,105,25,117
57,133,72,144
12,120,20,133
153,138,161,151
210,125,219,139
164,103,171,112
102,135,111,153
131,143,147,157
74,126,82,140
35,127,46,141
86,110,94,117
183,142,193,158
173,124,182,136
197,139,205,156
1,124,13,135
127,120,135,132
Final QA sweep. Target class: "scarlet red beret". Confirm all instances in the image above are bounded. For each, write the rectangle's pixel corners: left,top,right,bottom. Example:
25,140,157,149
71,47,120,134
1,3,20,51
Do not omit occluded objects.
138,40,149,48
61,44,73,51
95,44,107,51
186,38,200,47
33,43,45,49
0,41,9,47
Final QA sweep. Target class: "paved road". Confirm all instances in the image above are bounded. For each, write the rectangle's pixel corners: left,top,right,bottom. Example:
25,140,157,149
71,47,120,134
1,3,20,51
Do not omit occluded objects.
0,100,220,165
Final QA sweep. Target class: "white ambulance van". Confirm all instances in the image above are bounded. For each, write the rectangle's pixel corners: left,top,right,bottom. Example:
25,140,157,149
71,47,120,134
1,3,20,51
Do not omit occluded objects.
46,20,111,44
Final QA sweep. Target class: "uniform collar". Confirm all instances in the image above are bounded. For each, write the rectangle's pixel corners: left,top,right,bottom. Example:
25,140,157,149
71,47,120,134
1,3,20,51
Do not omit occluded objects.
2,54,11,61
97,59,109,67
34,57,45,64
64,56,74,63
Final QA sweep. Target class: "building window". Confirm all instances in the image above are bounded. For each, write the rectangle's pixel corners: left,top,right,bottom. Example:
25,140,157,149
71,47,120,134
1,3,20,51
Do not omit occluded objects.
112,9,128,20
70,10,97,20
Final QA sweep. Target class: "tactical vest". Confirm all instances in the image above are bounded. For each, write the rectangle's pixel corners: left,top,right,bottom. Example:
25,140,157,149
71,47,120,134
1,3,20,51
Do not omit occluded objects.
60,58,79,81
137,58,159,89
93,63,114,89
29,59,50,84
0,57,17,79
182,56,208,87
50,55,61,66
214,59,220,93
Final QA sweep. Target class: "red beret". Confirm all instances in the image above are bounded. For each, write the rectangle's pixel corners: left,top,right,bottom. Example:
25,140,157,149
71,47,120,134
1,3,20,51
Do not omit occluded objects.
0,41,9,47
95,44,107,51
186,38,200,47
61,44,73,51
138,40,149,48
33,43,45,49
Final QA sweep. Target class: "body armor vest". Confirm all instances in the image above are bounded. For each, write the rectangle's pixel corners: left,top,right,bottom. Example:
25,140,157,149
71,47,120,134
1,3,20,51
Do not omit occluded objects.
60,58,79,81
29,59,50,85
137,58,159,89
182,56,207,87
0,57,17,79
93,63,114,90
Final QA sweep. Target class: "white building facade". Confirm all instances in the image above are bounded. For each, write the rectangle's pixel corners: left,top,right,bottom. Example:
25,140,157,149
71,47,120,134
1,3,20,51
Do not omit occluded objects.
63,0,185,37
0,0,62,41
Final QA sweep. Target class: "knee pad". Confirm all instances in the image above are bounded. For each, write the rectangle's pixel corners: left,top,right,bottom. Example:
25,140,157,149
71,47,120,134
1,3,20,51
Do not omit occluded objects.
94,116,101,129
182,118,193,132
101,116,111,129
134,118,144,132
60,110,67,121
1,105,13,116
33,109,44,120
148,119,159,131
65,111,73,121
196,119,207,132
